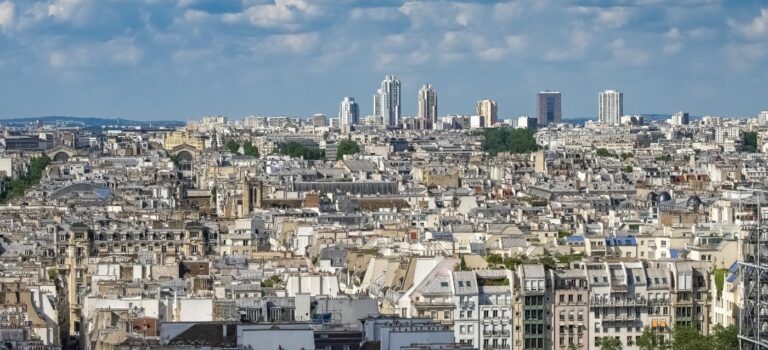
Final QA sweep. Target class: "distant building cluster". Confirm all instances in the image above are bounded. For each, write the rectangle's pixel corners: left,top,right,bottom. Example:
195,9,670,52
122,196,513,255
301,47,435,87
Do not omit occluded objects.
0,84,766,350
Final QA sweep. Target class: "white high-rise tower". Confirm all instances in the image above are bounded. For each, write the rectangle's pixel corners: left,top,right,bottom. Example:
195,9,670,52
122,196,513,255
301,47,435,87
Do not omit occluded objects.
374,75,401,127
417,84,438,130
338,97,359,129
598,90,623,125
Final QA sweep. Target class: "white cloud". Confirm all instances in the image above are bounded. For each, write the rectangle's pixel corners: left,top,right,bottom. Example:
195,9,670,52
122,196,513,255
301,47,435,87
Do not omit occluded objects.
48,38,143,70
686,27,717,39
350,7,401,22
493,2,523,21
726,43,767,70
251,32,319,54
610,38,649,65
543,29,591,62
399,1,485,31
240,0,320,30
571,6,631,29
663,28,683,54
0,1,14,32
730,8,768,39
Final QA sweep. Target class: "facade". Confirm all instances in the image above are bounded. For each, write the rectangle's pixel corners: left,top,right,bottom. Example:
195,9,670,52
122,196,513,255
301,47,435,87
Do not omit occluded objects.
552,267,589,350
418,85,438,130
338,97,359,130
515,265,550,350
598,90,623,126
477,99,498,127
374,75,402,127
537,91,562,126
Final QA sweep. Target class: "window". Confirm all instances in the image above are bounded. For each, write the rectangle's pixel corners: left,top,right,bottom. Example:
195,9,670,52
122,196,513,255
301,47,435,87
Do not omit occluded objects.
444,311,451,319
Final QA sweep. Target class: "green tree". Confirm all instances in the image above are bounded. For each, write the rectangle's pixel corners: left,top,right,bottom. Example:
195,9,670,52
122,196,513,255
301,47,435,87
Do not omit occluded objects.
599,336,623,350
637,328,669,350
744,131,758,152
242,141,260,157
336,139,361,160
671,326,708,350
225,140,240,153
620,152,634,160
261,275,281,288
595,148,616,157
485,254,503,265
0,155,52,203
711,324,738,350
538,255,557,270
278,142,324,160
482,128,538,156
623,165,634,173
503,256,525,270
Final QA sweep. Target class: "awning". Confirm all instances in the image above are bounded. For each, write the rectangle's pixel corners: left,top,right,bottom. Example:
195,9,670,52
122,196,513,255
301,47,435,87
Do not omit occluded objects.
659,320,667,329
651,320,658,328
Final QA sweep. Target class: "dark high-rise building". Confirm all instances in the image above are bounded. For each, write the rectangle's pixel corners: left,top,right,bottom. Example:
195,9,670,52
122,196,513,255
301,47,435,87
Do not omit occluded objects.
537,91,562,126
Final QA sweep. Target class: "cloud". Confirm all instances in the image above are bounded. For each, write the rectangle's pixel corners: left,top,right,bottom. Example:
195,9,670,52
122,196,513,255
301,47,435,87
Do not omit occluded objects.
663,28,683,54
726,43,767,71
399,1,485,31
571,6,631,29
543,29,592,61
237,0,321,31
350,7,401,21
610,38,649,65
730,8,768,39
0,1,14,32
48,38,143,70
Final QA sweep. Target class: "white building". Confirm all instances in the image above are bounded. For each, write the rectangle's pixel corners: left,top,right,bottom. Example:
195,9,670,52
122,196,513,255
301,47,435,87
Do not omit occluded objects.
516,116,537,130
598,90,623,126
477,99,498,127
374,75,401,127
418,84,438,130
338,97,360,130
470,115,485,129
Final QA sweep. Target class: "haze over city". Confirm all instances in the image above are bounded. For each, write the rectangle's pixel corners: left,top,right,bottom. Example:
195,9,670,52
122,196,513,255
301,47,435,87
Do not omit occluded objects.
0,0,766,120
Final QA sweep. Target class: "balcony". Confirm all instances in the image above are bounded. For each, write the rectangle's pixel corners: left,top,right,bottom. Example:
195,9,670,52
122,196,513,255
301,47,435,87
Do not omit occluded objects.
413,300,455,309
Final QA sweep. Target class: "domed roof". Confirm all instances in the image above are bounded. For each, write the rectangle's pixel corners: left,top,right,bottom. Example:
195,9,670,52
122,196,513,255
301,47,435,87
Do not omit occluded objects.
687,195,702,210
647,192,658,202
658,191,672,202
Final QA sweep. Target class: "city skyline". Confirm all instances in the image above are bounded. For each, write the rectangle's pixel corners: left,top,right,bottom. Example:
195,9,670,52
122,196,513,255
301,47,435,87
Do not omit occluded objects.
0,1,765,120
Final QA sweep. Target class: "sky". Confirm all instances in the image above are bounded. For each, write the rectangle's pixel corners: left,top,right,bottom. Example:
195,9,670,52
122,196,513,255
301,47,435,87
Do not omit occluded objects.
0,0,766,121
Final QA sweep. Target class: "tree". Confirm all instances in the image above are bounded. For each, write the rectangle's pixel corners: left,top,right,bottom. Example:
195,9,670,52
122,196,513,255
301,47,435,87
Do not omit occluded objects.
711,325,738,350
623,165,634,173
336,139,361,160
485,254,503,265
261,275,281,288
0,155,52,203
744,131,758,152
482,128,538,156
595,148,616,157
278,142,324,160
599,336,623,350
225,140,240,154
637,328,669,350
671,326,708,350
242,141,260,158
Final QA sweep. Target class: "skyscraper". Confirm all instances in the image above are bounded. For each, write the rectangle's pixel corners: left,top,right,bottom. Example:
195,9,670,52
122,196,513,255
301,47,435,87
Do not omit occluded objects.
338,97,359,129
598,90,623,125
417,84,438,130
476,99,498,126
536,91,562,126
374,75,401,127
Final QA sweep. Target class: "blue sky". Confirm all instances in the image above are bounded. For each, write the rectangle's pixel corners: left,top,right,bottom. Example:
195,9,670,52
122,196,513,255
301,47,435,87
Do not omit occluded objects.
0,0,766,121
